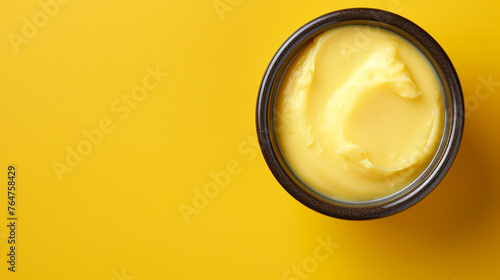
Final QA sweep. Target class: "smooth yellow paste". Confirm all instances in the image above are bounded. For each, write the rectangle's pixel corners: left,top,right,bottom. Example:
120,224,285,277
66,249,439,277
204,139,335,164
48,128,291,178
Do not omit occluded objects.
274,25,444,202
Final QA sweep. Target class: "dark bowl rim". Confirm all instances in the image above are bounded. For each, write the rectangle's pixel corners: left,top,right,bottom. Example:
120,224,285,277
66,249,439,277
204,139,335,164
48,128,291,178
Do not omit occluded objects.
256,8,464,220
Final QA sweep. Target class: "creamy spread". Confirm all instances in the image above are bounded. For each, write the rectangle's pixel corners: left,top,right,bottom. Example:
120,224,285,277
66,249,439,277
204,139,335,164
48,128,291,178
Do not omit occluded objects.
274,25,444,202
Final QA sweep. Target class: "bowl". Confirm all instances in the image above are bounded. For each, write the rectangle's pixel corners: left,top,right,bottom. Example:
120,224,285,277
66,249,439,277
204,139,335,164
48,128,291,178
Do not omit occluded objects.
256,8,464,220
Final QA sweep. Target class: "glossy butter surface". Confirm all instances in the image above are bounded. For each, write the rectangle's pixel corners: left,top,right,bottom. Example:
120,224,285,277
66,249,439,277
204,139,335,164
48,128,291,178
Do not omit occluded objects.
275,26,443,201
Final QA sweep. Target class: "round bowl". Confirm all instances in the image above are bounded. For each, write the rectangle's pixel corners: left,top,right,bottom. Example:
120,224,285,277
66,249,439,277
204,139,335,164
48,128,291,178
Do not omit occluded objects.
256,8,464,220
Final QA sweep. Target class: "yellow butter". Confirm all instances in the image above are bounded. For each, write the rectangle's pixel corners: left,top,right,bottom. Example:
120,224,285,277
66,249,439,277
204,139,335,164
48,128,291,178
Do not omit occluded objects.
274,25,444,202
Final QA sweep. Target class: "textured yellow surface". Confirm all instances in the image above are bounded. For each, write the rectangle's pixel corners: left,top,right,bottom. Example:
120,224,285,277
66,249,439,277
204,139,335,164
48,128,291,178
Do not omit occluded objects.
0,0,499,279
274,25,444,202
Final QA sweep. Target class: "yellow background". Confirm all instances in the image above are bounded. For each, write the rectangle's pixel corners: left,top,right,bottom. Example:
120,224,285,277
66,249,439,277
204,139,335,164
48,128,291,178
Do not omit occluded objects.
0,0,499,279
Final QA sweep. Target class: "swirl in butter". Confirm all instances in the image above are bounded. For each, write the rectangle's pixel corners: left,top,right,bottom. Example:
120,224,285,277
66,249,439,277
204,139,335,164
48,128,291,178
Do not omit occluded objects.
275,25,444,201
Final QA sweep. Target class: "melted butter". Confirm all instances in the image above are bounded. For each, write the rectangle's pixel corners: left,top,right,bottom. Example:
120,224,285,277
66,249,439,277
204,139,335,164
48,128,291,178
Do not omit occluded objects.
274,25,444,201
